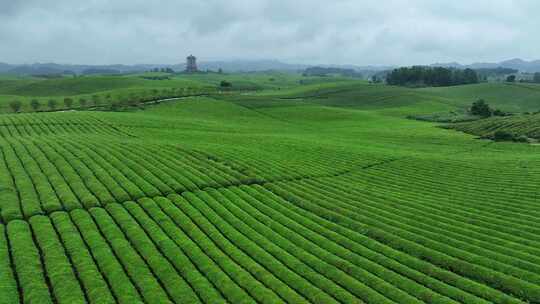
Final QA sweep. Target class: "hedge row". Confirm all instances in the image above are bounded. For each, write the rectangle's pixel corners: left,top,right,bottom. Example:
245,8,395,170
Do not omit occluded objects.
7,220,53,303
136,197,256,304
241,185,492,304
266,183,529,304
105,203,200,303
70,209,142,303
50,212,115,304
29,215,86,303
0,224,19,303
123,200,226,303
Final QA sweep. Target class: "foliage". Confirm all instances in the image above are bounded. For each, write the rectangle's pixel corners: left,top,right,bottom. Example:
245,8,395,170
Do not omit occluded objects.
387,66,479,87
408,111,480,123
492,130,515,141
47,99,57,110
470,99,492,117
78,98,87,108
0,75,539,304
30,99,41,111
220,80,232,88
450,112,540,141
506,75,516,82
475,67,518,78
63,97,74,109
534,72,540,84
9,100,22,112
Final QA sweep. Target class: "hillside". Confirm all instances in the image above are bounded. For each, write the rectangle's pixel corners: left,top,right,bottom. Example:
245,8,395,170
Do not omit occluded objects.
418,83,540,113
0,73,355,113
0,77,539,303
449,113,540,140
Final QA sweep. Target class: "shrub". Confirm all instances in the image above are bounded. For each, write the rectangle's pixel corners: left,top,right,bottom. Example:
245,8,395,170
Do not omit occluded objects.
506,75,516,82
470,99,492,117
9,100,22,113
492,109,507,117
30,216,86,303
515,135,529,143
493,130,515,142
63,98,74,109
48,99,57,110
30,99,41,111
220,80,232,88
7,221,52,303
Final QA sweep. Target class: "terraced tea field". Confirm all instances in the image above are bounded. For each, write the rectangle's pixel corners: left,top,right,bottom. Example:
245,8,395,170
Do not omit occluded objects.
449,113,540,140
1,80,540,303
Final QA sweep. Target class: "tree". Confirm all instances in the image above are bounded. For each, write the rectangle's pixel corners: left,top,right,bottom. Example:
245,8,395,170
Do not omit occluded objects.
386,66,478,87
470,99,492,117
9,100,22,113
220,80,232,88
30,99,41,111
506,75,516,82
492,109,507,117
48,99,57,110
91,95,100,106
371,75,382,83
534,73,540,84
493,130,514,142
64,97,74,109
462,68,479,84
79,98,87,108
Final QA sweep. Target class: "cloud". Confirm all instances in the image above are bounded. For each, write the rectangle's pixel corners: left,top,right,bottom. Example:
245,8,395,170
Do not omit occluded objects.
0,0,539,65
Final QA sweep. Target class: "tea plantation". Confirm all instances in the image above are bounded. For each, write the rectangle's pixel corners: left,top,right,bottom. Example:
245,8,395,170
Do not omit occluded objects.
1,75,540,303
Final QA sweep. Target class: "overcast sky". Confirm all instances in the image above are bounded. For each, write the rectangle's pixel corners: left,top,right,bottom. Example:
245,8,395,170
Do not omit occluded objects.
1,0,539,66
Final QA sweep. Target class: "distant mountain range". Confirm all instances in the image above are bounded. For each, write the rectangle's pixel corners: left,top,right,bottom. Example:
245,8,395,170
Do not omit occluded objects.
430,58,540,73
1,58,539,75
0,60,390,75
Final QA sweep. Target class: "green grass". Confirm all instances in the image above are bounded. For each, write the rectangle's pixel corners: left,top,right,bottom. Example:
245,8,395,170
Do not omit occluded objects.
0,75,539,303
0,72,355,113
418,82,540,113
448,113,540,140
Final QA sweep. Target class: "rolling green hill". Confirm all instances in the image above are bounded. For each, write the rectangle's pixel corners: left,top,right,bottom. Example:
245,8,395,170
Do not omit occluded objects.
0,76,540,303
0,73,355,113
449,113,540,140
419,82,540,113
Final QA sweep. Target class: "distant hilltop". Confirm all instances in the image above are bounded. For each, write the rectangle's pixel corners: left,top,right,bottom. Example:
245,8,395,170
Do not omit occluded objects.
1,58,540,76
430,58,540,73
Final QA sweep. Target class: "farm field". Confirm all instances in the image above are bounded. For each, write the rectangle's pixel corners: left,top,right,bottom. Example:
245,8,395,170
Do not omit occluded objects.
1,75,540,303
449,113,540,141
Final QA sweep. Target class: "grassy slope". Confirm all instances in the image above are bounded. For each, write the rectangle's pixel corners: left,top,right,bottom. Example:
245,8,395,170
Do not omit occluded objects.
418,82,540,112
0,73,354,113
1,76,540,302
449,113,540,140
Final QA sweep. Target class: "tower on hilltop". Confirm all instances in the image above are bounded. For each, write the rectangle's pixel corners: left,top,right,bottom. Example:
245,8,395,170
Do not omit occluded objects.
186,55,198,73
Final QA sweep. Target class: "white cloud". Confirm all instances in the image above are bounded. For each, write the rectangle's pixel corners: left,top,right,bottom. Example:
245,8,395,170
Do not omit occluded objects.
0,0,539,65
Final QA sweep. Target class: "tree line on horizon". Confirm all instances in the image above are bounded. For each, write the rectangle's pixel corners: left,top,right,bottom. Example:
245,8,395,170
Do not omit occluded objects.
386,66,479,87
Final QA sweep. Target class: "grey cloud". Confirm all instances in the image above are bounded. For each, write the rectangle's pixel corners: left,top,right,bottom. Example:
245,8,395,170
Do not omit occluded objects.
0,0,539,65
